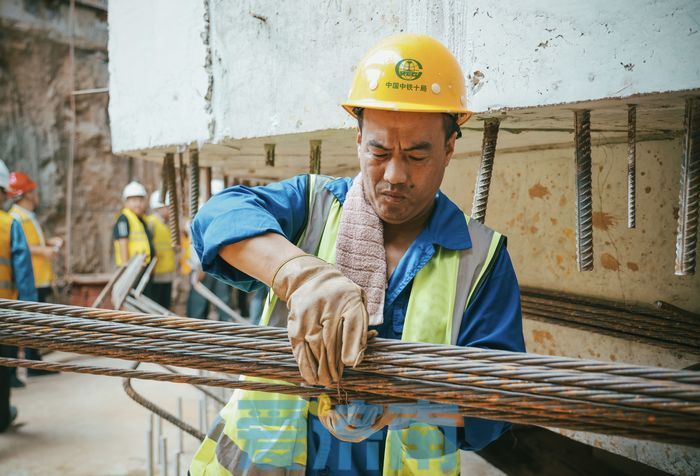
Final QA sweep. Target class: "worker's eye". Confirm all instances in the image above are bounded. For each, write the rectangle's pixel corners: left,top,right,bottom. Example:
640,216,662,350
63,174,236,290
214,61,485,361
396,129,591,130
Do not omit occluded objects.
370,149,389,159
408,155,428,161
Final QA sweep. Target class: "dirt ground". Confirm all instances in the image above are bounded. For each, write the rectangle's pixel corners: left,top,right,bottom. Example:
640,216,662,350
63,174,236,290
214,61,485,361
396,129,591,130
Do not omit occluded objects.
0,353,504,476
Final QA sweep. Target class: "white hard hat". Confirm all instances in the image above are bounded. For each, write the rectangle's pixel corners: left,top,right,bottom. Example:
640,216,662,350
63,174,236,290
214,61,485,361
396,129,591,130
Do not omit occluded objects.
150,189,170,209
122,181,147,200
211,178,225,195
0,160,9,190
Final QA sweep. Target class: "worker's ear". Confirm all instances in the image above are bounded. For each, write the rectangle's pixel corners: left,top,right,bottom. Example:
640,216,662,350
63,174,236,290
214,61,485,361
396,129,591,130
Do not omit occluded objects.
443,131,457,167
356,128,363,156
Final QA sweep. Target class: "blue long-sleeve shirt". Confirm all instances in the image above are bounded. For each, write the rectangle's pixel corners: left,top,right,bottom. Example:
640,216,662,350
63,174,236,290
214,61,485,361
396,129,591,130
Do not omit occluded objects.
192,174,526,475
9,218,38,302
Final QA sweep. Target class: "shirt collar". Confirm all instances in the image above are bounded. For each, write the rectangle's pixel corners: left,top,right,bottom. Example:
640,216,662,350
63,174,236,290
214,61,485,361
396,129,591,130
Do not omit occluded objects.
12,204,35,218
325,177,472,251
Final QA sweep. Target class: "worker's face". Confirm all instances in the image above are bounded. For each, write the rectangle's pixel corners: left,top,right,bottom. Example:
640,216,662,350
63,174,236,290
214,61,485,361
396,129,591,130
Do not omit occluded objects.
357,109,456,225
157,206,170,221
125,196,146,215
25,189,40,208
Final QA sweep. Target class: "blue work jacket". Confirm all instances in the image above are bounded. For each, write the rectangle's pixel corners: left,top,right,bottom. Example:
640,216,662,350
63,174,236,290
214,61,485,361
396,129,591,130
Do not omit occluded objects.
10,218,38,302
192,174,526,476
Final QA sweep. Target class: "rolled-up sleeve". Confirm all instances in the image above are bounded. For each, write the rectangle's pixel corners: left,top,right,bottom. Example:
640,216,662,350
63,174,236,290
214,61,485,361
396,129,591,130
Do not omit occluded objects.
455,246,526,451
191,174,310,291
10,220,38,302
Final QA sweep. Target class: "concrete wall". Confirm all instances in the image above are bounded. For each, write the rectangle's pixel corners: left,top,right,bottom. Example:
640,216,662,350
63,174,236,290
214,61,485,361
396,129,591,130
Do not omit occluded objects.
108,0,700,152
443,138,700,314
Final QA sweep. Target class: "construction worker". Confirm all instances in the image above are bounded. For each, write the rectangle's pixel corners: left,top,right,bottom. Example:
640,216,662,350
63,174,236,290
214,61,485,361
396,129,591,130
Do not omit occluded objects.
8,171,61,378
0,159,38,432
113,181,154,268
144,190,175,309
189,34,525,475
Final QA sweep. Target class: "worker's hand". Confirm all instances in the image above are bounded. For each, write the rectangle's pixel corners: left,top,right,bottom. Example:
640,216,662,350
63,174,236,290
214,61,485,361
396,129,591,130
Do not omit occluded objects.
317,395,394,443
47,237,64,249
272,254,370,387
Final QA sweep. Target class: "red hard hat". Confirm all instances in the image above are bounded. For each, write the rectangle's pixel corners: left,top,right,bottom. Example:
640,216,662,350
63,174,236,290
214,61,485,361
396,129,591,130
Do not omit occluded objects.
8,171,37,198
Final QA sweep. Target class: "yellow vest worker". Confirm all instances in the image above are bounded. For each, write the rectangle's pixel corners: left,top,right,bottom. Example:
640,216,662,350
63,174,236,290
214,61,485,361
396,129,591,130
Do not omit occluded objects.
113,181,153,267
8,170,61,378
7,171,61,292
142,190,174,310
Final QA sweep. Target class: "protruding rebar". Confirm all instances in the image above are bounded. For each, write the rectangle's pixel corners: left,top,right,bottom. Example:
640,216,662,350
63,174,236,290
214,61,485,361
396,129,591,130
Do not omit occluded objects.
627,104,637,229
177,397,183,453
471,118,501,223
164,153,181,247
574,110,594,271
189,147,200,219
675,97,700,276
178,146,188,217
264,143,275,167
204,167,212,201
159,437,168,476
146,414,154,476
309,140,322,174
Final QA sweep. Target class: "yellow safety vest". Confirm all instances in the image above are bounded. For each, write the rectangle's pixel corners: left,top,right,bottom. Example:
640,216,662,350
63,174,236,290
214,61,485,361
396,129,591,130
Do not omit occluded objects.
0,211,18,300
113,208,152,266
180,233,192,275
10,205,54,288
145,214,176,277
190,175,504,476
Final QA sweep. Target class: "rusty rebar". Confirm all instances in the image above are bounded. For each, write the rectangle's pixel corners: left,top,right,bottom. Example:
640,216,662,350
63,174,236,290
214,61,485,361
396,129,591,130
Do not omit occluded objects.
189,146,200,219
123,362,205,440
574,110,594,271
627,104,637,229
178,147,188,217
264,143,275,167
675,97,700,276
471,118,500,223
164,153,181,247
309,140,322,174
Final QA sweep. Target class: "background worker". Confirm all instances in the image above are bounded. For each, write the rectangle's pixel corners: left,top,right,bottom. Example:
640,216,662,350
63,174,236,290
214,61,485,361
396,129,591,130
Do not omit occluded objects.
189,34,525,475
113,181,154,268
8,171,61,378
144,190,175,309
0,160,38,432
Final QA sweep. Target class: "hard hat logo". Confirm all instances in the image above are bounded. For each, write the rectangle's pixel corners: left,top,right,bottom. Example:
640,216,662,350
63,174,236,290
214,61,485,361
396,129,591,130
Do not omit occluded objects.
395,59,423,81
341,33,473,125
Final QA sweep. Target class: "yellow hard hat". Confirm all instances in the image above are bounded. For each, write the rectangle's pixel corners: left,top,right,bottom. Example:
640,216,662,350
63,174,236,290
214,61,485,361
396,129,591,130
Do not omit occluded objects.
342,34,473,125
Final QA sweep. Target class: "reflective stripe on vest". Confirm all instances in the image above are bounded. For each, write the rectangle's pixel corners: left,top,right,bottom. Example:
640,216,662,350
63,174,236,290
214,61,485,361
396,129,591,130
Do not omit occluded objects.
9,205,53,288
145,214,176,277
0,212,18,300
113,208,152,266
189,175,504,475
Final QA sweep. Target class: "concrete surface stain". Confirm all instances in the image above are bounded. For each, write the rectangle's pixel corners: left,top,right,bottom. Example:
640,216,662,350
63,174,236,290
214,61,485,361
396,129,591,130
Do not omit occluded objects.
601,252,620,271
530,225,538,234
627,262,639,271
550,217,558,225
563,227,575,239
528,182,551,199
592,211,617,231
645,186,652,193
559,195,567,207
532,329,554,346
555,255,564,266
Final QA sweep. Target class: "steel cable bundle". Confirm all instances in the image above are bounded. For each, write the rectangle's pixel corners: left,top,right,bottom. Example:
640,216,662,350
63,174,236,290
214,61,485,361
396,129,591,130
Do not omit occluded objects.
0,299,698,447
